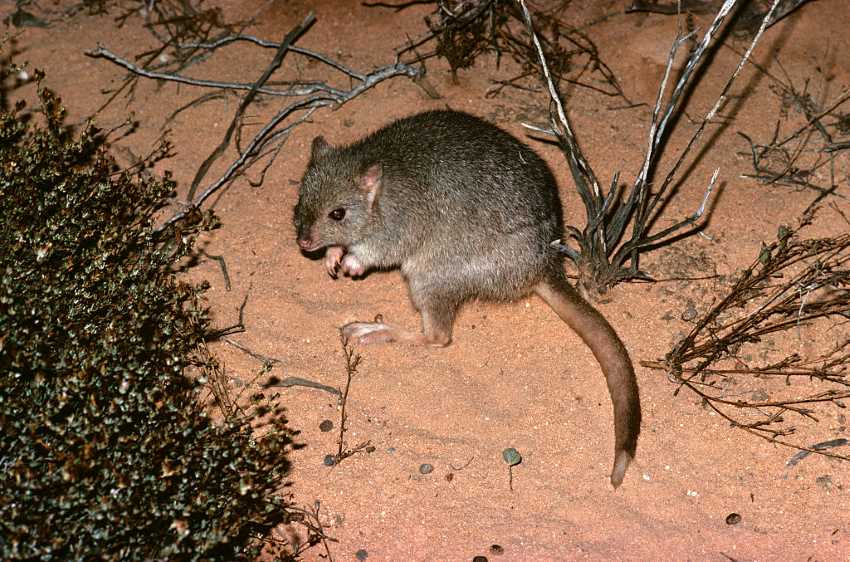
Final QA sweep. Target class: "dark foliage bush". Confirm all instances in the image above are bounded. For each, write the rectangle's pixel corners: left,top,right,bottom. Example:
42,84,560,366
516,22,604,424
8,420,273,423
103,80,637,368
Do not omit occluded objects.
0,77,293,560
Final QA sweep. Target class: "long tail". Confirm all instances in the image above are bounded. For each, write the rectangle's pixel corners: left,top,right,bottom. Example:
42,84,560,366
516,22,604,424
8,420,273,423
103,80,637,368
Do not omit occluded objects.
534,272,641,488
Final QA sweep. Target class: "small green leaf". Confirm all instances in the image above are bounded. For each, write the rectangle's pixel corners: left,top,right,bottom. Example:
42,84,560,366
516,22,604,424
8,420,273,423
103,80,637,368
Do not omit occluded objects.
758,245,771,264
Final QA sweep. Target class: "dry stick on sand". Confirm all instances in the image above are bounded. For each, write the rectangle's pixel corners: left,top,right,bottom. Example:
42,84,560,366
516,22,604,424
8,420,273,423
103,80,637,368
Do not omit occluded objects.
738,81,850,200
334,335,373,464
205,291,249,340
517,0,783,294
641,214,850,462
86,12,420,235
202,250,231,290
208,293,286,370
206,294,338,394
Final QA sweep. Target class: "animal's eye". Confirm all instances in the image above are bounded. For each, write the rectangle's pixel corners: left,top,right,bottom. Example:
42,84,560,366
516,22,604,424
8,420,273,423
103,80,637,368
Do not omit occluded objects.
328,208,346,221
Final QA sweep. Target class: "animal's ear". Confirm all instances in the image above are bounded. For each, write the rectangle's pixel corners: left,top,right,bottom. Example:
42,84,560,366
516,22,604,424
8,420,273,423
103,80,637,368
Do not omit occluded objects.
359,163,383,210
310,136,333,159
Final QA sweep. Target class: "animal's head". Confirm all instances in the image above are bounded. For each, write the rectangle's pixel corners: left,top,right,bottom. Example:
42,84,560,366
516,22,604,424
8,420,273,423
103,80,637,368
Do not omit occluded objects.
293,136,383,252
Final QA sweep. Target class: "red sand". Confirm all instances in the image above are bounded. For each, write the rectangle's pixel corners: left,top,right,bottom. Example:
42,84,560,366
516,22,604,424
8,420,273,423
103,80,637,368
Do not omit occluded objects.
9,1,849,559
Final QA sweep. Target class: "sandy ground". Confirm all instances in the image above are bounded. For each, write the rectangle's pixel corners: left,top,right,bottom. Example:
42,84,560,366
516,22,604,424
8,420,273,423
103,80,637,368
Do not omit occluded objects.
7,0,850,560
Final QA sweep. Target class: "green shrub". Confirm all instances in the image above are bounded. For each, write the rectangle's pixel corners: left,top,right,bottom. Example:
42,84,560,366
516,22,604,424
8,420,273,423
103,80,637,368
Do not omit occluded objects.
0,77,293,560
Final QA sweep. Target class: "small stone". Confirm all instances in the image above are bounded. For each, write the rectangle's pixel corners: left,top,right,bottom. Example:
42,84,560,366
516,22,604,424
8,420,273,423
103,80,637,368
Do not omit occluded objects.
323,454,336,467
355,549,368,560
489,544,504,555
502,448,522,466
419,463,433,475
725,512,741,525
319,419,334,432
445,472,454,482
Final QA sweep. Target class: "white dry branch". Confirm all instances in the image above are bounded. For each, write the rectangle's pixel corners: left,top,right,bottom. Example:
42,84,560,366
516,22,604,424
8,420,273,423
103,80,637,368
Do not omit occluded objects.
516,0,784,292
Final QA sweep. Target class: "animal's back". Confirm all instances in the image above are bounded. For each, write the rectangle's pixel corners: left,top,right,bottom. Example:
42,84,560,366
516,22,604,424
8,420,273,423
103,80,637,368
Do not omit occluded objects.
345,110,562,230
342,110,564,300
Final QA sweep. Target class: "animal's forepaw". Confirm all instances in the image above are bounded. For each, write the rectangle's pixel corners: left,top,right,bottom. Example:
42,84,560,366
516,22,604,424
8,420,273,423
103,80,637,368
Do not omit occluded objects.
341,322,395,345
340,254,366,277
324,246,344,278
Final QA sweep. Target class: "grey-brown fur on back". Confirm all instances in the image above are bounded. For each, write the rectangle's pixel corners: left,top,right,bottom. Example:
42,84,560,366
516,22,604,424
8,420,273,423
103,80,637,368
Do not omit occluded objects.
295,110,564,303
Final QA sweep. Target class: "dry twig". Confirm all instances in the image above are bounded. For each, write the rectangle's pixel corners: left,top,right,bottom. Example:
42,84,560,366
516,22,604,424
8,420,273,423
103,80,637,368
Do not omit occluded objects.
86,11,420,235
642,211,850,461
334,335,373,464
519,0,785,295
737,60,850,203
377,0,632,104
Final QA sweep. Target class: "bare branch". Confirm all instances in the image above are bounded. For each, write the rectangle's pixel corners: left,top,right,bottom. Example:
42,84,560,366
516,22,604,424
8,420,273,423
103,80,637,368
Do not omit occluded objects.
520,0,785,295
89,12,420,235
643,216,850,461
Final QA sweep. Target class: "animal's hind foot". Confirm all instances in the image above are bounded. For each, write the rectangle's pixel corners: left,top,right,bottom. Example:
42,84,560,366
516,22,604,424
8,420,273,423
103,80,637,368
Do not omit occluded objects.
341,321,397,345
341,317,444,346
